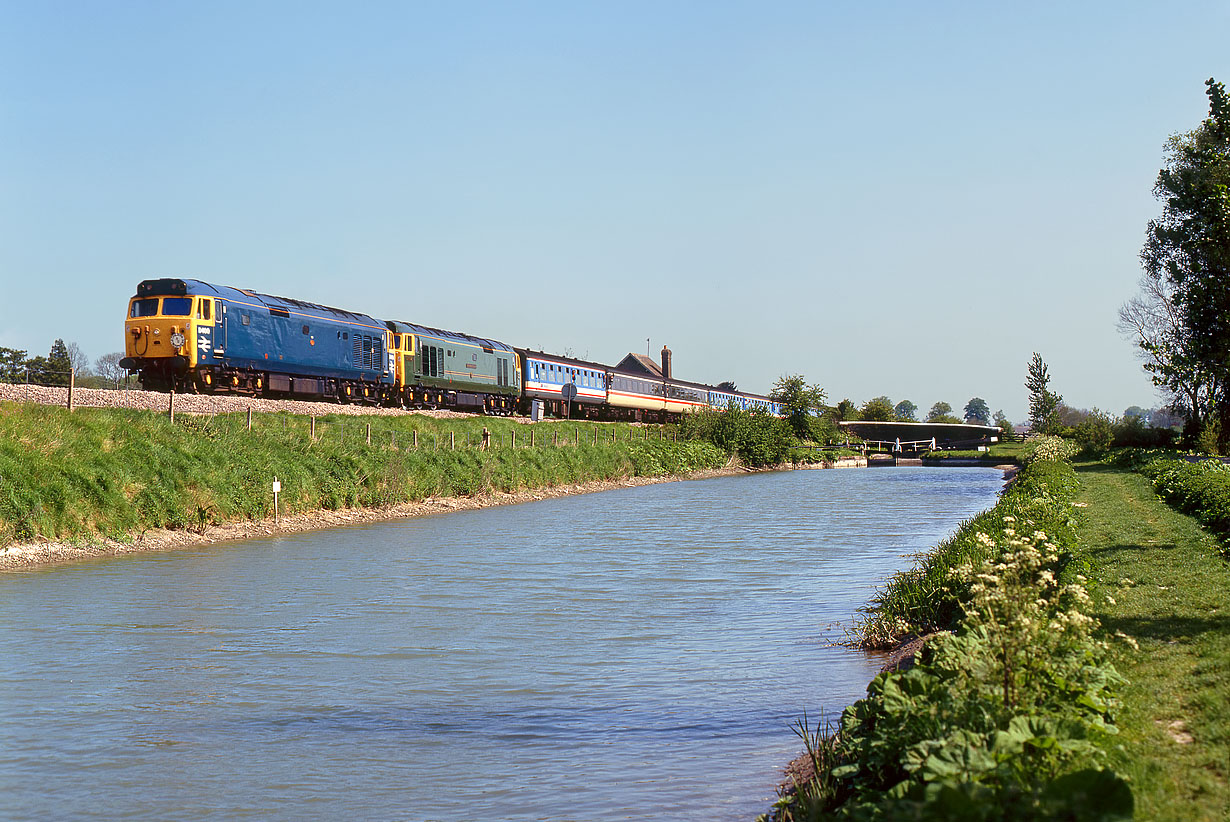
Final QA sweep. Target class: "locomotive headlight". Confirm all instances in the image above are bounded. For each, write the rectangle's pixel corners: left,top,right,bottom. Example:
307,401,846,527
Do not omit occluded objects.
170,332,186,348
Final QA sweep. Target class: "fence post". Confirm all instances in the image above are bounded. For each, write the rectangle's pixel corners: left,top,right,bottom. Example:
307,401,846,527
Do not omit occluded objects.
482,427,490,450
553,430,558,446
574,428,579,446
512,430,516,448
168,388,175,423
67,368,75,412
391,430,396,449
530,429,535,448
311,415,316,440
413,430,418,448
247,407,252,431
366,423,371,445
450,431,455,450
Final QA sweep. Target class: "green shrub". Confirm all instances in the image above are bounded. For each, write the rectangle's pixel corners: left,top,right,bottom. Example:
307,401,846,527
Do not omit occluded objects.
768,515,1129,821
853,456,1080,649
678,406,796,467
1112,415,1177,449
1073,410,1116,457
1130,454,1230,551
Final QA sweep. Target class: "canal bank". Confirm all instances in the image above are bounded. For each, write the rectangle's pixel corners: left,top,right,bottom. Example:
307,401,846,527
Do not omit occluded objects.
0,465,1005,821
0,457,872,572
762,445,1230,821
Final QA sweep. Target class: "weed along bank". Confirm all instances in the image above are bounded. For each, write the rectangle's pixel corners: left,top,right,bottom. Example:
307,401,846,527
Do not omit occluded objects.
759,435,1230,821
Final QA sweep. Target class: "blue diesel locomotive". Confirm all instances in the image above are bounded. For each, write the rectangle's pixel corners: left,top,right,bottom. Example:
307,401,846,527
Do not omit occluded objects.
121,277,782,420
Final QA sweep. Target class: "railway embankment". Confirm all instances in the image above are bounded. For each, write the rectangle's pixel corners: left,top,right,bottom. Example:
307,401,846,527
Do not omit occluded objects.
0,394,861,570
765,438,1230,821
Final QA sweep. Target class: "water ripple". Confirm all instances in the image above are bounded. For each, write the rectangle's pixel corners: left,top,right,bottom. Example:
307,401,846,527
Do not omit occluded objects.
0,467,1004,822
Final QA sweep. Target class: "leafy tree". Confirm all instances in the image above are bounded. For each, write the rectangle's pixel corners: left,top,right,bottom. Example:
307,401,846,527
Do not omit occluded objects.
23,355,52,385
894,399,917,421
1026,353,1063,433
993,409,1014,437
1120,78,1230,445
769,375,827,440
1123,405,1150,421
0,347,28,382
834,398,860,421
963,397,991,425
926,401,955,422
860,395,896,421
807,414,845,446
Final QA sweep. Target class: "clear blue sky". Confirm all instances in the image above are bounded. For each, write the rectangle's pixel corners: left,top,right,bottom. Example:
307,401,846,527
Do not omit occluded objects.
3,1,1228,422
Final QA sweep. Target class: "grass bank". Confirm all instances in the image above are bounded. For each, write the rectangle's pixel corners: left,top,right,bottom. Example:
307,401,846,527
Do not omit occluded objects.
0,401,726,548
766,437,1130,820
768,441,1230,820
920,440,1032,465
1075,462,1230,821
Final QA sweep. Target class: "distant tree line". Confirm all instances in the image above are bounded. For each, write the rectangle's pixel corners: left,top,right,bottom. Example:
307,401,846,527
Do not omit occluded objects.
0,340,127,388
820,392,1007,429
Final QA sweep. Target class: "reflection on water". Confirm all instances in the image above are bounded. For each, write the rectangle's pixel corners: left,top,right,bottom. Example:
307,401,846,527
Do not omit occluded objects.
0,467,1003,821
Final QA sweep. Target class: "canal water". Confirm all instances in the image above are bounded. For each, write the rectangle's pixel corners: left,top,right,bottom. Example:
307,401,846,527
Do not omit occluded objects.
0,467,1004,821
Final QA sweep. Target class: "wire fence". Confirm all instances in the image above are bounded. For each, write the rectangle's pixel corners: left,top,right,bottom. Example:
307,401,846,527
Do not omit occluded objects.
0,367,136,390
0,373,678,448
0,366,74,386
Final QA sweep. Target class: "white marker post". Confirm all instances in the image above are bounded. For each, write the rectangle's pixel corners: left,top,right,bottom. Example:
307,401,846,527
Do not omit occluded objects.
272,476,281,524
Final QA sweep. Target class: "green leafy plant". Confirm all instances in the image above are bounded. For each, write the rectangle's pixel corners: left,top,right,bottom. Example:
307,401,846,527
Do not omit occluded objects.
767,521,1130,821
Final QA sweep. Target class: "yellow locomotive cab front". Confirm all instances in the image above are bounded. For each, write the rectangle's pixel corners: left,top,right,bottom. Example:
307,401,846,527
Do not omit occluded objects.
122,292,212,390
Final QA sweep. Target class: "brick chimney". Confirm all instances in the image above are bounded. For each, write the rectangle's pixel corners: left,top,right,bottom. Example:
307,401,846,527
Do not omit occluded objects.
660,345,672,380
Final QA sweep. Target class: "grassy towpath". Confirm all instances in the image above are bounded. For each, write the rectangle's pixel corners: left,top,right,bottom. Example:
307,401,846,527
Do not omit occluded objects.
1075,463,1230,821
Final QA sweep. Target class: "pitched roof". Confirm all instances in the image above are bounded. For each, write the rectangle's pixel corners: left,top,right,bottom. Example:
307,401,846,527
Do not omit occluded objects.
614,353,662,377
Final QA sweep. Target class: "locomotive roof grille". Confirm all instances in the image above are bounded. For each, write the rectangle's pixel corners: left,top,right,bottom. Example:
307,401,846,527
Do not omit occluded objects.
388,320,513,353
251,292,377,325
